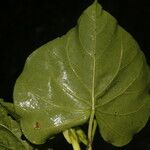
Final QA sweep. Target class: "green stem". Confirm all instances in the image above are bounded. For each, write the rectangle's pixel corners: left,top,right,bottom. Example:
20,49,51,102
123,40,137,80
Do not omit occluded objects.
87,110,95,150
91,119,97,141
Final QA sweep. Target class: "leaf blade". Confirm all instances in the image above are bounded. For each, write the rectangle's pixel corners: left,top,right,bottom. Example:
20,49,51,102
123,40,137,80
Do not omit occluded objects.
0,101,33,150
13,1,150,147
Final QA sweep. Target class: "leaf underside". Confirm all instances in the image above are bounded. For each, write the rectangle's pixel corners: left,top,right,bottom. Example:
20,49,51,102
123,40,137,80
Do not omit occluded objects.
13,1,150,147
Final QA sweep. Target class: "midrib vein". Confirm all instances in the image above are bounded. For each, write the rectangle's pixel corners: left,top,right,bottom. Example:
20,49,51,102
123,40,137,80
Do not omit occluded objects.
87,2,97,146
91,5,97,112
92,58,95,111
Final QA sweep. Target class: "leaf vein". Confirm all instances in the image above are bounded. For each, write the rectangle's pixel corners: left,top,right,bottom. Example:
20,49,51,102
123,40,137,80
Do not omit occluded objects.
65,33,91,94
96,101,146,116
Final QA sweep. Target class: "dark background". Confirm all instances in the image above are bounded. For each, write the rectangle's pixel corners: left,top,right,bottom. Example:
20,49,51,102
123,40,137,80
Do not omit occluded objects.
0,0,150,149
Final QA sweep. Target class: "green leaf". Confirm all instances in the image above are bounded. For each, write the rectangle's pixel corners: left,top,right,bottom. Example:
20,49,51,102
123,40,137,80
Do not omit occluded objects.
0,100,33,150
63,129,81,150
76,128,88,145
63,128,87,146
13,1,150,147
0,99,20,121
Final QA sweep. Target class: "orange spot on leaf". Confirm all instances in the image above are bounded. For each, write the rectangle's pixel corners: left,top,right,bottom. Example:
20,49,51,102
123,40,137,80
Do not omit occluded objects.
34,122,40,129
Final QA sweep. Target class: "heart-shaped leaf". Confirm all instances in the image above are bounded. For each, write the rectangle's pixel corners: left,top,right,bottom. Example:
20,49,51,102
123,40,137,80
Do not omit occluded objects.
0,99,33,150
13,1,150,146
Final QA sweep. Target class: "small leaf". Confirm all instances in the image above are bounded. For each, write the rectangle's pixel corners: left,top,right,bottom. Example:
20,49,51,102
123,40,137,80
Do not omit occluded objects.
63,128,87,145
13,1,150,147
63,129,81,150
76,128,88,145
0,99,20,120
63,130,72,144
0,100,33,150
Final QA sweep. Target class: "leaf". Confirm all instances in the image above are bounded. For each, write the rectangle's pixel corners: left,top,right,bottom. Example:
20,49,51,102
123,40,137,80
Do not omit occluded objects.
13,1,150,147
63,128,87,145
0,99,20,121
76,128,88,145
63,128,81,150
0,99,33,150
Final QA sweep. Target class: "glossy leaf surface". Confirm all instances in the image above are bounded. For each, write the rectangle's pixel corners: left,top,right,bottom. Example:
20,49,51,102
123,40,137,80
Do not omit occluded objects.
0,99,33,150
13,1,150,146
